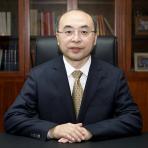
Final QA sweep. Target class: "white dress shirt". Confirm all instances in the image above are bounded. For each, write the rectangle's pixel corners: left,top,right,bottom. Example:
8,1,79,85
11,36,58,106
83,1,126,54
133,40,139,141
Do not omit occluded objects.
63,56,91,94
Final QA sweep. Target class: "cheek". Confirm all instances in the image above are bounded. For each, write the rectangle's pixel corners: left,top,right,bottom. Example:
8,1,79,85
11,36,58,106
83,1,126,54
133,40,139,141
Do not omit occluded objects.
58,40,67,50
85,39,95,49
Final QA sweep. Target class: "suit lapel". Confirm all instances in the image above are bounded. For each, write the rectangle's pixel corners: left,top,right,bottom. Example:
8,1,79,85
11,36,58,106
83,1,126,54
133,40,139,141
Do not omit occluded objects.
51,57,76,121
49,57,106,122
78,58,106,122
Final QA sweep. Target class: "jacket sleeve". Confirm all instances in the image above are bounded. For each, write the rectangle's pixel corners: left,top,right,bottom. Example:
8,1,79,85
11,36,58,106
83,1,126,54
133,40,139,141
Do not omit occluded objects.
85,70,143,141
4,70,57,141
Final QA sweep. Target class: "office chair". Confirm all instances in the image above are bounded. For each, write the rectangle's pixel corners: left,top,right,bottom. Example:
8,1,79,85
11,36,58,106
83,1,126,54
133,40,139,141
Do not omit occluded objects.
35,36,117,66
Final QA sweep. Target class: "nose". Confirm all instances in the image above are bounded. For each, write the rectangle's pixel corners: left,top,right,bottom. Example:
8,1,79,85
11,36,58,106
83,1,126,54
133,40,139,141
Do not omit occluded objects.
71,31,82,42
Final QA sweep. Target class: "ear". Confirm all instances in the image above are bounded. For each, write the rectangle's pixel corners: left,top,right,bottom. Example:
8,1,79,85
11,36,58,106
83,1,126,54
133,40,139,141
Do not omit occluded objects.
56,33,60,45
94,34,97,46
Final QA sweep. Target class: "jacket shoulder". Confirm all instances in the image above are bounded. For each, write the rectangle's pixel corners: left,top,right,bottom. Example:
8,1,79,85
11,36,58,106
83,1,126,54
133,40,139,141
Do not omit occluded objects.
28,56,62,77
94,58,123,75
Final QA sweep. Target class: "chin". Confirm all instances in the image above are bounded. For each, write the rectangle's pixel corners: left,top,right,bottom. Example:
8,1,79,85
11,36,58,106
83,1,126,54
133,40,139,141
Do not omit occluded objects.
70,56,89,62
65,52,90,61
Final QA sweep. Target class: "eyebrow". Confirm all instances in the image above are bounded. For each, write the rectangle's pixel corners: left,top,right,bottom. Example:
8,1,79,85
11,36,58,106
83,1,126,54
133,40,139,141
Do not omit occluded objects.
63,25,73,29
63,25,90,30
81,25,90,29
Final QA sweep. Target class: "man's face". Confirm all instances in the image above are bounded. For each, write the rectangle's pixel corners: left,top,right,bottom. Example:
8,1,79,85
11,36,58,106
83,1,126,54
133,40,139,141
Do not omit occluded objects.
56,10,97,62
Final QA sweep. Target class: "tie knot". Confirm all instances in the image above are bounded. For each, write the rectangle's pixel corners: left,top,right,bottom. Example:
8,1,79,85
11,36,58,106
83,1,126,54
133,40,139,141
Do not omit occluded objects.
72,70,83,79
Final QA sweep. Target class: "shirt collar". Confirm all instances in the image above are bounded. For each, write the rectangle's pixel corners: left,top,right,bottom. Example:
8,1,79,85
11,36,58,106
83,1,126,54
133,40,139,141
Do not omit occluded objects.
63,56,91,77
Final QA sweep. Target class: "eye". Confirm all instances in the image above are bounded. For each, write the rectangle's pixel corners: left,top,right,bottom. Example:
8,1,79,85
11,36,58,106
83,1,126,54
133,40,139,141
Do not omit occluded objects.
64,30,73,36
81,30,89,36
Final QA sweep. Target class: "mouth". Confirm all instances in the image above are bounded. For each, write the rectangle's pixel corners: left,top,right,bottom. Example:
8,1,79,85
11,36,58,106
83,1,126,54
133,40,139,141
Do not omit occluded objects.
69,47,82,53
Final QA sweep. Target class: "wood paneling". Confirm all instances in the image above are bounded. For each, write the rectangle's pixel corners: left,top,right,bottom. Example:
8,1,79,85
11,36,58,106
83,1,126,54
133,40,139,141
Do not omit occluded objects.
124,0,148,132
128,80,148,131
115,0,127,70
0,79,24,131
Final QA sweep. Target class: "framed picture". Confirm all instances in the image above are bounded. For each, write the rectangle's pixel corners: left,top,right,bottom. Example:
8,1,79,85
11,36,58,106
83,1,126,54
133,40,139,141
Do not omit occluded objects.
135,16,148,35
134,53,148,71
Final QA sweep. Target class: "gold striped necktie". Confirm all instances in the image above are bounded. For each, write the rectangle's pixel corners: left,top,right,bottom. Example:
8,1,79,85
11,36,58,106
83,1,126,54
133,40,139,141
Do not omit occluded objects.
72,70,83,117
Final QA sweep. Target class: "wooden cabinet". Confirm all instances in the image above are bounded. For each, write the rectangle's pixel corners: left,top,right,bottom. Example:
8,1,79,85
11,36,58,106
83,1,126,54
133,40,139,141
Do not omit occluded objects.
0,0,26,131
0,0,148,132
124,0,148,132
132,0,148,72
97,0,148,133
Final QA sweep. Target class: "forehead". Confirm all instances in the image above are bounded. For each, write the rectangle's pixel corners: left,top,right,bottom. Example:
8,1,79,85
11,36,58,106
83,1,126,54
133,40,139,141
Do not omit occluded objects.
59,11,94,29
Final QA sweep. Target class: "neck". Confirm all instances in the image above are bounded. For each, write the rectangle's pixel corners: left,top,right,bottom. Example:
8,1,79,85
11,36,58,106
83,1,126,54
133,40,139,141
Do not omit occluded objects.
65,56,90,69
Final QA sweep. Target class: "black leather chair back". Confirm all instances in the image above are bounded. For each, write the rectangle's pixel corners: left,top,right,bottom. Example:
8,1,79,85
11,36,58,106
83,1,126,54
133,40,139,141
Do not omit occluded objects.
35,36,117,66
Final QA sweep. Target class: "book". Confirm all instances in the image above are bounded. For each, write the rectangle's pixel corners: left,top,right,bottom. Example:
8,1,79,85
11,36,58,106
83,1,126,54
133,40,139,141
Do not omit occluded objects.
1,12,7,35
6,12,11,35
0,49,3,69
43,11,51,36
97,15,105,36
104,17,114,35
96,15,114,36
30,9,38,36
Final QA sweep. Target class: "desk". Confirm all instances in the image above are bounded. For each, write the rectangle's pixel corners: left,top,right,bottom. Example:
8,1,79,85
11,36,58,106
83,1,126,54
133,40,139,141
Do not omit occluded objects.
0,133,148,148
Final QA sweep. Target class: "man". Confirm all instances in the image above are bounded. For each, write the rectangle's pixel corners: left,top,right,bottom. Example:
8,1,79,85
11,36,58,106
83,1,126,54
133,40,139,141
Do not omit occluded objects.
4,10,142,143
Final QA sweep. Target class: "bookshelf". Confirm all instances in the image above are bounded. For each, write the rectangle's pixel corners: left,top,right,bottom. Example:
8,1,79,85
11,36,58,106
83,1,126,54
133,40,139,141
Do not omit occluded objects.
0,36,18,71
29,0,114,37
0,0,148,133
0,0,25,131
123,0,148,133
0,1,18,71
132,0,148,72
30,0,67,36
29,0,115,66
78,0,114,36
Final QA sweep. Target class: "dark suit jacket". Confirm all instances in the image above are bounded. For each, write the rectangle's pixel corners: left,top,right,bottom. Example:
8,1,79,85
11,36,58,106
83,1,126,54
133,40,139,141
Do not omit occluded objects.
4,56,142,141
